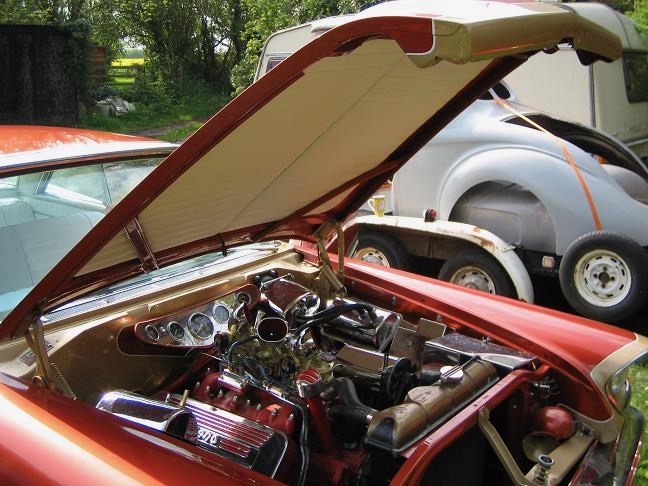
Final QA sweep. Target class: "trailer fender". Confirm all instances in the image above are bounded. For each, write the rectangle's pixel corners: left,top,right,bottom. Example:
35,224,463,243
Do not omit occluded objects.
353,215,534,303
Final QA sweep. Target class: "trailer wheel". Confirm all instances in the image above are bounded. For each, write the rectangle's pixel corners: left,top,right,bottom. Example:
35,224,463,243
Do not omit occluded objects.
559,232,648,322
438,249,515,298
353,233,410,270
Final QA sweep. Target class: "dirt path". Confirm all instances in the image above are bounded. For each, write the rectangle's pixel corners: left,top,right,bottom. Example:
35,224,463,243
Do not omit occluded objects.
136,120,201,139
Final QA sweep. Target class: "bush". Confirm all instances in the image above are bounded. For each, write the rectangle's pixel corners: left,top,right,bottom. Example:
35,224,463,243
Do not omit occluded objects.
78,76,229,136
119,63,168,104
92,85,119,101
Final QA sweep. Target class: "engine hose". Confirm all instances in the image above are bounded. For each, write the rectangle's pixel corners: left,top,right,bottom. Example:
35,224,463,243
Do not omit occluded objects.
326,377,377,425
301,302,373,322
293,303,374,335
225,335,258,363
288,396,310,486
238,356,297,394
261,387,310,486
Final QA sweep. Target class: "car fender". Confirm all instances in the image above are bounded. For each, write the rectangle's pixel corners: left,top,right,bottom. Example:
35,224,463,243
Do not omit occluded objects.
432,143,648,254
504,111,648,178
354,215,534,303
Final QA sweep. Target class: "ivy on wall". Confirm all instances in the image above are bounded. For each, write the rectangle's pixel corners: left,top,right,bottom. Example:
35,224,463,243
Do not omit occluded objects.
0,23,91,125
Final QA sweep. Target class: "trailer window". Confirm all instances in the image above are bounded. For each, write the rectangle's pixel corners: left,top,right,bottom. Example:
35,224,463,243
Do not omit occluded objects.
623,51,648,103
266,54,289,74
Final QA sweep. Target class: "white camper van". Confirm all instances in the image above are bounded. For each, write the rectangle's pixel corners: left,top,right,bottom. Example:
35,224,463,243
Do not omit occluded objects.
505,2,648,161
259,3,648,163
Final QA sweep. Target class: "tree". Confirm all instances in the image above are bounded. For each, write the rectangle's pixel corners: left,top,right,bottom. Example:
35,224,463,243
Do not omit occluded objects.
230,0,295,92
628,0,648,36
230,0,374,93
0,0,96,23
3,0,377,99
88,0,242,96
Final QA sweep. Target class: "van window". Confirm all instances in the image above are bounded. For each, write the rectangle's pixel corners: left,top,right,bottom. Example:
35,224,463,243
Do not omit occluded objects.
623,51,648,103
478,82,511,100
266,55,288,74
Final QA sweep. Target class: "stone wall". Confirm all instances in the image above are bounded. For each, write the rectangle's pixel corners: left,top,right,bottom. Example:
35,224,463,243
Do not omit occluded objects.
0,25,80,126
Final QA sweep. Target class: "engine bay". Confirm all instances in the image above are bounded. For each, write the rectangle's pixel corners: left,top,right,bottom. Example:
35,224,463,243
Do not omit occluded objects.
7,252,601,485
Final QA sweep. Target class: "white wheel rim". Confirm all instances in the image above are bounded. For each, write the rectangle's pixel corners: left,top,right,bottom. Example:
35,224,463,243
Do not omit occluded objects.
573,249,631,307
449,266,496,294
354,247,391,267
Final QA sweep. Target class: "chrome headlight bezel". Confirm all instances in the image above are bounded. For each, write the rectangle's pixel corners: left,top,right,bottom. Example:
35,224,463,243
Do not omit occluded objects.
606,367,632,412
606,351,647,413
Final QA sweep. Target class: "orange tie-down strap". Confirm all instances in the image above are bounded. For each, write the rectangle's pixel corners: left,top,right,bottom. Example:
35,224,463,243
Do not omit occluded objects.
494,97,603,231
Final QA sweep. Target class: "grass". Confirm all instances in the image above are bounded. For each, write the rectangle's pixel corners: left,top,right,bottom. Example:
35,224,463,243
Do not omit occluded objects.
79,89,228,137
108,77,136,85
157,121,204,142
630,363,648,484
82,57,228,139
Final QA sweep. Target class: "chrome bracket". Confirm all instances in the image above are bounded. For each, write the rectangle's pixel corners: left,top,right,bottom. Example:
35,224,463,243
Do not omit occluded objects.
314,219,346,297
24,313,56,392
124,217,159,272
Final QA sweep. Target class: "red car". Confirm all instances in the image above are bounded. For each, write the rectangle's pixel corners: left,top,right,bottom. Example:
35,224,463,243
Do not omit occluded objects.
0,2,644,485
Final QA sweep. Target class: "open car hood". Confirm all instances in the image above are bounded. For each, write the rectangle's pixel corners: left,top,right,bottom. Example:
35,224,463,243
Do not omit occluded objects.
1,0,621,338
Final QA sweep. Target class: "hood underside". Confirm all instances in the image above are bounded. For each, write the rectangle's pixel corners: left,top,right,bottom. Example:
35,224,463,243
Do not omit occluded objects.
2,0,621,338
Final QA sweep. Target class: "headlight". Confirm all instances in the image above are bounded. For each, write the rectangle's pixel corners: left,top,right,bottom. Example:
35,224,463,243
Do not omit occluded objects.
606,351,648,412
606,366,631,411
591,336,647,414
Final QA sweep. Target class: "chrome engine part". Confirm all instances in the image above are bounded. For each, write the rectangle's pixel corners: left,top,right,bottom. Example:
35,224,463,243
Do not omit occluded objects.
102,271,545,486
96,390,198,443
166,393,289,478
321,297,401,352
366,359,499,452
260,275,320,319
97,389,290,479
425,333,538,370
259,276,401,352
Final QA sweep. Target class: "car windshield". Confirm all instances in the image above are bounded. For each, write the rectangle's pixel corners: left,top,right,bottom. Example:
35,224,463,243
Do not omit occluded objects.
42,243,280,324
0,156,164,320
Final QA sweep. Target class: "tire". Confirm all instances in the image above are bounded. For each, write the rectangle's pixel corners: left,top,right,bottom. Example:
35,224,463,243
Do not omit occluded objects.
558,130,648,179
438,249,515,298
559,231,648,323
353,232,410,270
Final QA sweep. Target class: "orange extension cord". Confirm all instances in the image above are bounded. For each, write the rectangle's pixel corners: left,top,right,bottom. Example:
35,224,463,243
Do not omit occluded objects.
495,97,603,231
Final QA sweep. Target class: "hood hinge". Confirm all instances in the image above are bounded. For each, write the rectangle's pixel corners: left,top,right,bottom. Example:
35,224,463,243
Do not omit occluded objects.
23,306,77,399
24,305,57,392
124,218,159,272
314,219,346,297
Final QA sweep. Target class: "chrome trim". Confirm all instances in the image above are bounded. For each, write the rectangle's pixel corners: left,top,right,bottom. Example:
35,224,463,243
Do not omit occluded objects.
167,394,288,478
144,324,160,342
96,390,198,443
187,312,214,340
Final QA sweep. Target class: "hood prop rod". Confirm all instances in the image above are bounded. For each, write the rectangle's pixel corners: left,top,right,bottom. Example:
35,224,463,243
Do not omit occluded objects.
314,219,346,296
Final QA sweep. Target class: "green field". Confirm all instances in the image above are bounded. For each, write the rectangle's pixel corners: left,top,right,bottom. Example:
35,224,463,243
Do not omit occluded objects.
107,58,144,86
111,58,145,67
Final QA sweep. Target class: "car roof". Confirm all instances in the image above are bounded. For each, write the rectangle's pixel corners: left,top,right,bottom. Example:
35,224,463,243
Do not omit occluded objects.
0,126,177,172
